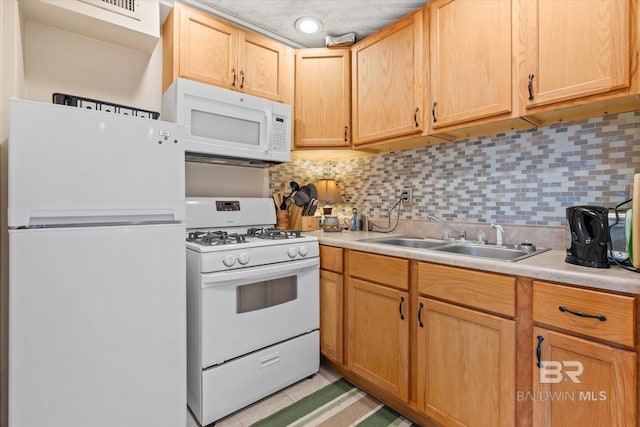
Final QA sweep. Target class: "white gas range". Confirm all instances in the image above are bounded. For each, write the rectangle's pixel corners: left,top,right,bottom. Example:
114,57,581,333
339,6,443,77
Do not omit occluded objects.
185,197,320,426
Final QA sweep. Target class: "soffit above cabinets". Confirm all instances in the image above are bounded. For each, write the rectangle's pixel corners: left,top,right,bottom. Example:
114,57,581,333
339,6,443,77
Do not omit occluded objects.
187,0,429,48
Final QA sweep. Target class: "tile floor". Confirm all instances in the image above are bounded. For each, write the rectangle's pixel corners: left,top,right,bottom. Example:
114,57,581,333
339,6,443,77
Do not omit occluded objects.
186,365,342,427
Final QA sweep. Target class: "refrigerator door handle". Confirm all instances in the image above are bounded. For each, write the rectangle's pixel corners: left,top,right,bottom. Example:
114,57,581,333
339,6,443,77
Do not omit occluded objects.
10,208,181,227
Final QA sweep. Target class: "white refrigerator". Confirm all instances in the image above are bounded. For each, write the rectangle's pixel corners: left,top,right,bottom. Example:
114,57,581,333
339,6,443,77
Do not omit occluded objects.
7,99,186,427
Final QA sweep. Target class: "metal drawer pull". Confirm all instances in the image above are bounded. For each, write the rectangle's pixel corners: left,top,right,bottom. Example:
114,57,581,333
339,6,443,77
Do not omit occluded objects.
418,302,424,328
536,335,544,368
344,125,348,141
558,305,607,322
240,70,245,89
232,68,237,87
431,101,438,123
414,107,419,127
399,296,405,320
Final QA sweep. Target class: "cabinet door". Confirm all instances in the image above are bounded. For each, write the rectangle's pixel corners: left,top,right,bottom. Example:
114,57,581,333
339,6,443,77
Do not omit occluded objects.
520,0,629,109
239,31,287,102
416,298,515,427
295,49,351,148
320,269,343,364
347,278,409,401
430,0,512,129
178,6,237,90
533,327,636,427
351,10,423,145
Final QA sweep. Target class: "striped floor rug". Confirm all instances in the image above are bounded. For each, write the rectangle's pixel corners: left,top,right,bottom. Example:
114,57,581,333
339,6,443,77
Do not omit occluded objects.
250,378,420,427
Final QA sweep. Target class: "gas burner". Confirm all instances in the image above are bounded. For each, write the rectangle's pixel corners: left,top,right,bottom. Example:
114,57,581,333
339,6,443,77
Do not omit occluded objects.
246,227,301,240
187,231,247,246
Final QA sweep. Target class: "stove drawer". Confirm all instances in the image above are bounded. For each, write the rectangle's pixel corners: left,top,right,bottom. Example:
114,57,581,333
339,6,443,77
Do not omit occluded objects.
198,331,319,426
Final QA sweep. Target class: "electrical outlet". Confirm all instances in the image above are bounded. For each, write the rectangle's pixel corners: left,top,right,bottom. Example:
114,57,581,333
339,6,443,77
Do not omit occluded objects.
400,188,412,204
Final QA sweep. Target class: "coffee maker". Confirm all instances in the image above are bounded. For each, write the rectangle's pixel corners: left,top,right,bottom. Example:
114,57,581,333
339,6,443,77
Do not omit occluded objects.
565,206,610,268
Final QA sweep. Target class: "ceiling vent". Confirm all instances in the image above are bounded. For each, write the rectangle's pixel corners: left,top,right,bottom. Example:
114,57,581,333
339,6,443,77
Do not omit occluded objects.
79,0,141,20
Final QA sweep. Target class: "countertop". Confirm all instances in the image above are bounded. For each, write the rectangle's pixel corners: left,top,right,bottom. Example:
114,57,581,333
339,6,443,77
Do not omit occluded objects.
307,230,640,295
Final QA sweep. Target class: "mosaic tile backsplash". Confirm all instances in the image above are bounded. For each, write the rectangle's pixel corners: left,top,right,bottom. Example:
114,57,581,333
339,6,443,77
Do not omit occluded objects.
270,111,640,227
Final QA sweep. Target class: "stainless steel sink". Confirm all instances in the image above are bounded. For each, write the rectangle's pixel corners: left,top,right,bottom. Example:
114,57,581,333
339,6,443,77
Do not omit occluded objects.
430,244,546,262
359,236,448,249
359,236,548,262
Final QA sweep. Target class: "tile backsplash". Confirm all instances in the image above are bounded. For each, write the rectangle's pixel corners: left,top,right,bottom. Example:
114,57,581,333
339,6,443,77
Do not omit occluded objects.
270,111,640,227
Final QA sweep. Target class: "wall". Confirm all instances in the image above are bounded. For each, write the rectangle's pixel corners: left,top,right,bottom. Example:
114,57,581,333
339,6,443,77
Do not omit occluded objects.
0,1,24,425
271,111,640,227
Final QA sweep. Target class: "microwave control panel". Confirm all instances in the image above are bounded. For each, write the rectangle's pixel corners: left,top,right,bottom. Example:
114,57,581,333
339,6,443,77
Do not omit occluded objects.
271,114,288,152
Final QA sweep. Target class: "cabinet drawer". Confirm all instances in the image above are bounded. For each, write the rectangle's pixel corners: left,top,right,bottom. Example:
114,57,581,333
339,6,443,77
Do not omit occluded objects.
533,281,635,348
320,245,343,273
348,251,409,290
418,263,515,317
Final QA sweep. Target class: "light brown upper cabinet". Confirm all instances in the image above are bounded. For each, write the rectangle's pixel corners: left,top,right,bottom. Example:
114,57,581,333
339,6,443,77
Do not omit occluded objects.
428,0,513,131
351,10,424,146
163,3,292,103
294,49,351,148
517,0,632,115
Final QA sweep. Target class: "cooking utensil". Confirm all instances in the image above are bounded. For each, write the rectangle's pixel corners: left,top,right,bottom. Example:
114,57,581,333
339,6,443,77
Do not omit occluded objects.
273,193,281,210
290,181,300,192
308,199,319,215
303,198,315,216
293,190,310,207
307,183,317,200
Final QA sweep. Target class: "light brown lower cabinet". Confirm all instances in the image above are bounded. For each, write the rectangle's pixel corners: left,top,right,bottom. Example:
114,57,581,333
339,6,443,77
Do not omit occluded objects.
416,298,516,427
533,327,637,427
320,269,343,363
319,245,344,364
347,277,409,401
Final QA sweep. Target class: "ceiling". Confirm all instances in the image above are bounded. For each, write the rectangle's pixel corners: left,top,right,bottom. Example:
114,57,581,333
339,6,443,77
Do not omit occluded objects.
190,0,429,48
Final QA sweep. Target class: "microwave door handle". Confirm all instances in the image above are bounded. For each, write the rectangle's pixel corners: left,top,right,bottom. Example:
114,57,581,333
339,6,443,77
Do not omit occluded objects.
265,112,272,153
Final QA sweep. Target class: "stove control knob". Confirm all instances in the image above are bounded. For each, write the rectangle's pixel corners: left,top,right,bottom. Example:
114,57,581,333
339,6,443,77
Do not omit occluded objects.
298,246,308,257
287,247,298,258
238,253,250,265
223,254,236,267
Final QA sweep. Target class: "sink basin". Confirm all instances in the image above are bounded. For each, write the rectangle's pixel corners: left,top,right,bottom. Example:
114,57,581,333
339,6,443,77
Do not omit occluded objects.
359,236,448,249
359,236,548,262
431,244,548,262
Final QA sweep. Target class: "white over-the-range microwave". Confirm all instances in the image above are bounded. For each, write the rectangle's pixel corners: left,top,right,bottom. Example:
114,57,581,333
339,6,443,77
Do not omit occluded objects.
162,78,291,167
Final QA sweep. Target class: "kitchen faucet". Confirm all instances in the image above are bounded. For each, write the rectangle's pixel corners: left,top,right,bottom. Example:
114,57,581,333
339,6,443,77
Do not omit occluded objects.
427,215,466,240
491,223,505,246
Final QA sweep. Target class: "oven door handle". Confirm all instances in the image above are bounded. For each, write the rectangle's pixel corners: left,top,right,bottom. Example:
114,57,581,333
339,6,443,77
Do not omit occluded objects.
201,257,319,288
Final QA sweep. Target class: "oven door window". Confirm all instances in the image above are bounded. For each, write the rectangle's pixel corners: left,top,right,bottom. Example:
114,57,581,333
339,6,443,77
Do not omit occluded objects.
236,276,297,314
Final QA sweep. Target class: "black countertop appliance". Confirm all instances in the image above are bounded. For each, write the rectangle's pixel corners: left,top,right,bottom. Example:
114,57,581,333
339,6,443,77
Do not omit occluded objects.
565,205,610,268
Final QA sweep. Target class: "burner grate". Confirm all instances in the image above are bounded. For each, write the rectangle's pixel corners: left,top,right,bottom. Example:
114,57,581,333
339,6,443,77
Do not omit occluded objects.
246,227,301,240
187,231,246,246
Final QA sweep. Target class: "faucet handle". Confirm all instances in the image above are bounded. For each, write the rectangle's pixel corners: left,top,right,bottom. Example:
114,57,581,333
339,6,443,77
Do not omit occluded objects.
459,230,466,240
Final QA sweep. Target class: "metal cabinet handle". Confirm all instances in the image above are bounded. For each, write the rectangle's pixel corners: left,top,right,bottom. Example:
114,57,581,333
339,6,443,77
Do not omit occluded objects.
418,302,424,328
527,74,535,101
558,305,607,322
240,70,245,89
536,335,544,368
432,101,438,123
232,68,237,87
399,296,405,320
344,125,348,142
414,107,419,127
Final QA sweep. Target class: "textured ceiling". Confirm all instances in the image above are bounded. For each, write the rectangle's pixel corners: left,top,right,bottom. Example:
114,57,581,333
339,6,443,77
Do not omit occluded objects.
192,0,429,48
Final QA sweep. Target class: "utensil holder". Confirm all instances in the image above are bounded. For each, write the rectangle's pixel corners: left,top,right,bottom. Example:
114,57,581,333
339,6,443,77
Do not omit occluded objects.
288,205,303,230
276,209,289,229
300,216,318,231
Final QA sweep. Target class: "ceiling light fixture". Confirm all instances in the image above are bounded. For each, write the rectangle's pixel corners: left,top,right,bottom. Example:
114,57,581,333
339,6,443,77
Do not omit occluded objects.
295,17,322,34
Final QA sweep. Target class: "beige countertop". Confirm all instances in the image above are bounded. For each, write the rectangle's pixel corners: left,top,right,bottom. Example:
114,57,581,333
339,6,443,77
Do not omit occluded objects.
307,229,640,295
